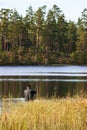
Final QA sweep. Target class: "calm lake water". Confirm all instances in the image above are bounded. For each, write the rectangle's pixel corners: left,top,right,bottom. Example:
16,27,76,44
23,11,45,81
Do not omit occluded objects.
0,65,87,98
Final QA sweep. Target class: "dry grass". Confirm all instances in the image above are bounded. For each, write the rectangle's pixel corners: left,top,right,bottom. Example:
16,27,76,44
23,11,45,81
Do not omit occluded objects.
0,98,87,130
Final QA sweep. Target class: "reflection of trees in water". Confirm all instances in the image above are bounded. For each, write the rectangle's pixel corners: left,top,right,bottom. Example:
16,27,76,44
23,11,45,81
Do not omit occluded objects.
0,78,25,98
75,82,87,97
35,82,39,98
36,81,87,98
0,76,87,98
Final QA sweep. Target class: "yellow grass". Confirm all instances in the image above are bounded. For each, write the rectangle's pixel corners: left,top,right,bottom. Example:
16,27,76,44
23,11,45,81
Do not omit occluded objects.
0,98,87,130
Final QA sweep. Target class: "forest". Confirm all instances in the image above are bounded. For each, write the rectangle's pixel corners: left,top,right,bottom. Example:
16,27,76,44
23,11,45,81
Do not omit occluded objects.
0,5,87,65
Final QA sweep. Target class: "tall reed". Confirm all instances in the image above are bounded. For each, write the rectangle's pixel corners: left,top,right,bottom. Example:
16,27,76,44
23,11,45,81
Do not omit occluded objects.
0,98,87,130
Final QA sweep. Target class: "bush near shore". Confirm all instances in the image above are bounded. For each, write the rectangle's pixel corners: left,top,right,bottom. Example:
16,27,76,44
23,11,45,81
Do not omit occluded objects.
0,98,87,130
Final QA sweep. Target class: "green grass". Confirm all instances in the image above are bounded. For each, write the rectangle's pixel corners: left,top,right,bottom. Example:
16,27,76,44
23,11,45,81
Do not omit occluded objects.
0,98,87,130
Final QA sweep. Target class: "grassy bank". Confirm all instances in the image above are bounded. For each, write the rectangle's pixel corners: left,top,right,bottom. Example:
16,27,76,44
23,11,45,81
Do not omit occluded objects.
0,98,87,130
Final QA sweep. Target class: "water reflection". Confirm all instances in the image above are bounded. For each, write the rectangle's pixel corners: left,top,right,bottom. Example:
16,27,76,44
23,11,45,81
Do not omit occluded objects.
0,76,87,98
0,78,87,82
0,66,87,76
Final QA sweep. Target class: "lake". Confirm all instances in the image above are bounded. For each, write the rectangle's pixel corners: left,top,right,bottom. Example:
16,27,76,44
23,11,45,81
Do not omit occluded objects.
0,65,87,99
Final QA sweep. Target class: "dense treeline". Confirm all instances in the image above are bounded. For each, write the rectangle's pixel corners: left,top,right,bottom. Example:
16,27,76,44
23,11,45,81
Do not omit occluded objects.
0,5,87,65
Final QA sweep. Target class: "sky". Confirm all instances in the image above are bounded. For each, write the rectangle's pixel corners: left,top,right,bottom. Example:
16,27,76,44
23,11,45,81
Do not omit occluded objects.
0,0,87,22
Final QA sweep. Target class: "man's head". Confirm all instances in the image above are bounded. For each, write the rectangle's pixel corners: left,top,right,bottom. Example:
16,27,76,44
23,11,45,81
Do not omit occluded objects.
27,84,31,89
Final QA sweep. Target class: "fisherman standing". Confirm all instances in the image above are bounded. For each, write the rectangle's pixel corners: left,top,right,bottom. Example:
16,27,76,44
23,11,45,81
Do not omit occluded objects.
24,84,36,101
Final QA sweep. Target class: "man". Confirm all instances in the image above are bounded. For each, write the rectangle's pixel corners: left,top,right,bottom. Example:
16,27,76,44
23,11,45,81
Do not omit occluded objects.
24,84,36,101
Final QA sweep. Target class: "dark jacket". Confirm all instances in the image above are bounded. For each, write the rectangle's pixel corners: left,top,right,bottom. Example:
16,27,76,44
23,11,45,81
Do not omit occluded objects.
24,87,36,101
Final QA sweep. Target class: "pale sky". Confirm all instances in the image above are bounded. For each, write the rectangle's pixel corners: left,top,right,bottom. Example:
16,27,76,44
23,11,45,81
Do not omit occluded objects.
0,0,87,22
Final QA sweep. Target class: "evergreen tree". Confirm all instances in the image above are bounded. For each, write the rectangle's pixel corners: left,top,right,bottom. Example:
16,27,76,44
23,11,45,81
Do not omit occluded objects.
67,21,77,53
0,9,11,51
